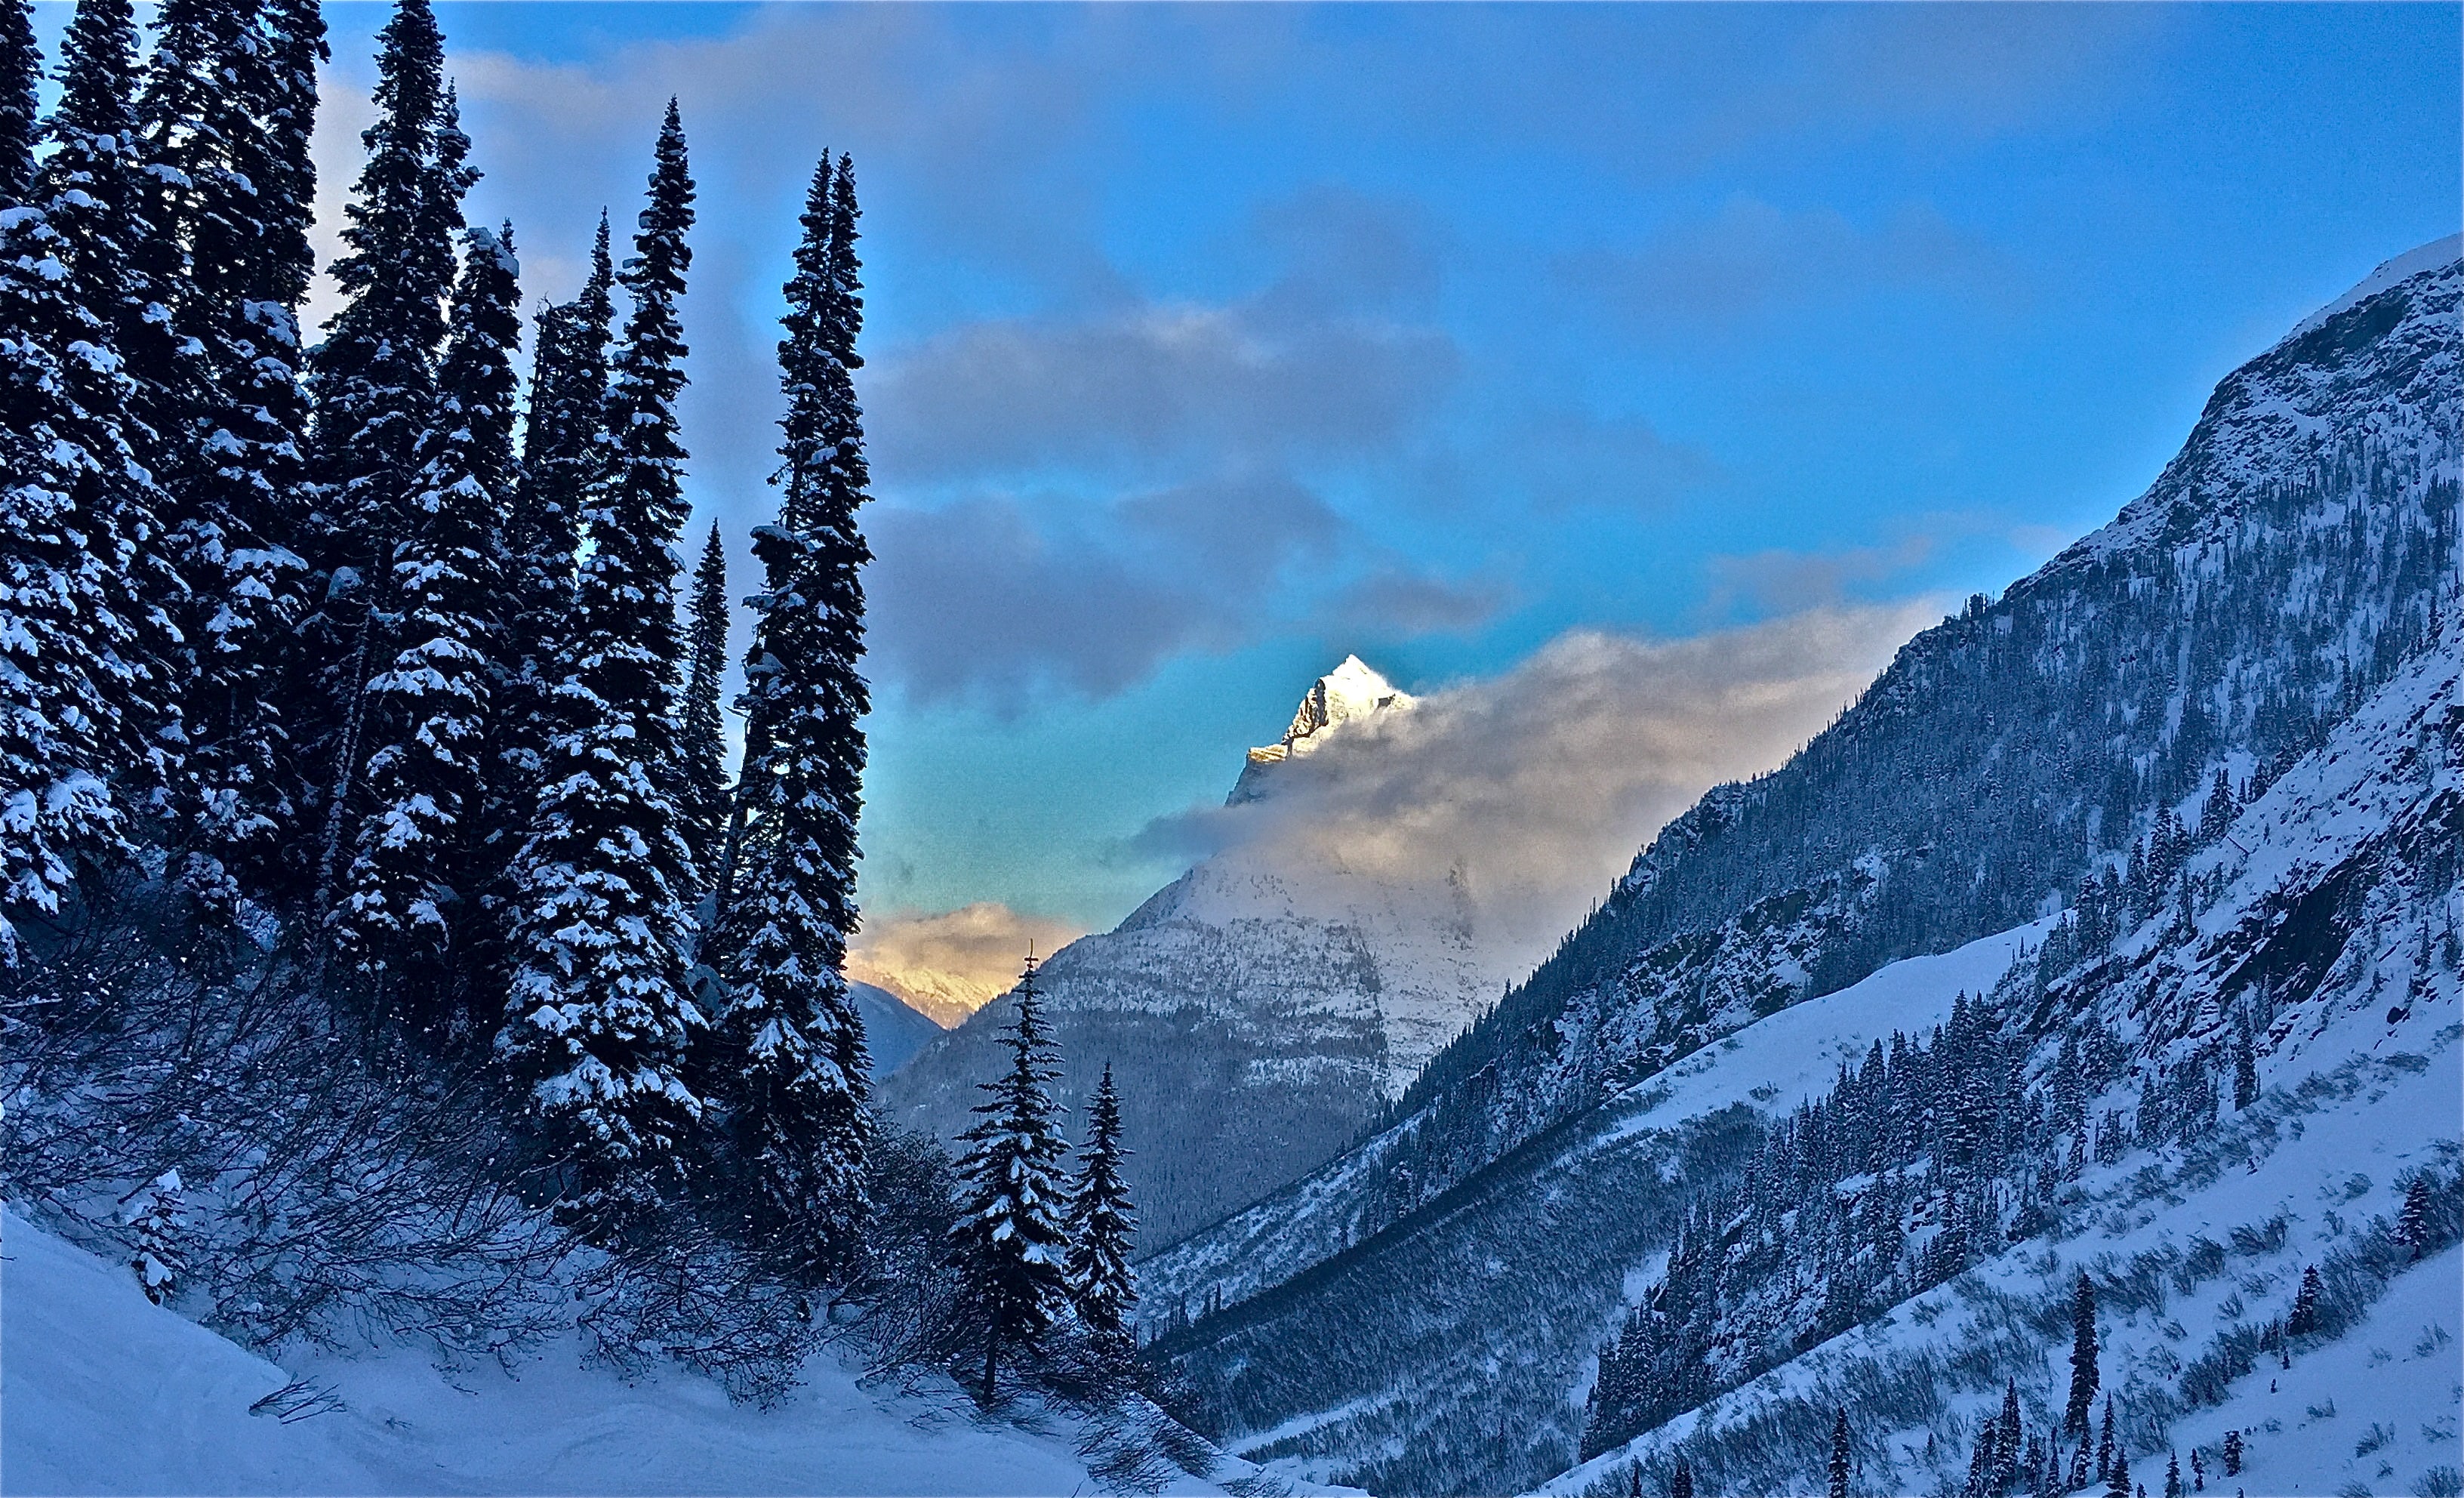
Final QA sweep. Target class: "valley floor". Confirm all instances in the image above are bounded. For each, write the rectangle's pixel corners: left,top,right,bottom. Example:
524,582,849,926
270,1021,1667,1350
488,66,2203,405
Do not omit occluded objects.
1,1209,1274,1497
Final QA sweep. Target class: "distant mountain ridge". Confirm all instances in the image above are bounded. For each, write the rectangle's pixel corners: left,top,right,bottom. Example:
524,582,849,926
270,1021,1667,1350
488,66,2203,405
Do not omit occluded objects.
849,981,943,1076
878,657,1512,1244
1135,240,2461,1496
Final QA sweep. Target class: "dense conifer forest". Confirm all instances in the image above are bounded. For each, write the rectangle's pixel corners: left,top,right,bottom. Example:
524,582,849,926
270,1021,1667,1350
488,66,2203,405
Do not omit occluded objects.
0,0,1152,1429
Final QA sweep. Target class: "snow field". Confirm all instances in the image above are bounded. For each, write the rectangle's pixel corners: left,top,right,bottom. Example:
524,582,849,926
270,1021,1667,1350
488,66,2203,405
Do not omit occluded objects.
2,1208,1308,1497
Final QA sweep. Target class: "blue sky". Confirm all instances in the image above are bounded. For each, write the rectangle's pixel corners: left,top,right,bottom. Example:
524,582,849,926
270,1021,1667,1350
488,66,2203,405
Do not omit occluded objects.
263,5,2463,948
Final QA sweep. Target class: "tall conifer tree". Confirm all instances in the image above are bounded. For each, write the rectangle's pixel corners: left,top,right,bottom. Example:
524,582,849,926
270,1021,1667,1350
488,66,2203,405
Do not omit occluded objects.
709,151,876,1278
258,0,328,311
679,521,729,880
36,0,178,797
951,958,1072,1397
2066,1270,2101,1436
331,225,519,1028
0,0,140,959
1828,1407,1853,1498
303,0,473,910
0,0,33,202
499,104,704,1231
716,153,870,927
137,0,319,905
1065,1062,1138,1342
494,215,612,836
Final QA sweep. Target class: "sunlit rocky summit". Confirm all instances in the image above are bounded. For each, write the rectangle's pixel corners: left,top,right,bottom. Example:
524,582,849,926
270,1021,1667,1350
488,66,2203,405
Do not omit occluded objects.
1230,654,1415,804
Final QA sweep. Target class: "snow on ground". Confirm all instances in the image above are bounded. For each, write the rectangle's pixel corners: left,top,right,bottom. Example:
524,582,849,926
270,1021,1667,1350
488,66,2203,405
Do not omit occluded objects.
1588,917,2056,1153
1539,988,2464,1498
2173,1244,2461,1498
1,1209,1320,1496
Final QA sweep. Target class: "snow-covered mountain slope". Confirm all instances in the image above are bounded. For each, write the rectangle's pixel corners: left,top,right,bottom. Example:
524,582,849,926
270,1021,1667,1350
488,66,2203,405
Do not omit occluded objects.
1135,241,2462,1496
881,657,1522,1245
1541,603,2462,1498
0,1208,1312,1497
852,980,944,1077
1138,924,2051,1497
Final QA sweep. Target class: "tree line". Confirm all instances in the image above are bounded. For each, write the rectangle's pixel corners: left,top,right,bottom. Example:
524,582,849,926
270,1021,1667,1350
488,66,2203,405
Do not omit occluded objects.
0,0,876,1262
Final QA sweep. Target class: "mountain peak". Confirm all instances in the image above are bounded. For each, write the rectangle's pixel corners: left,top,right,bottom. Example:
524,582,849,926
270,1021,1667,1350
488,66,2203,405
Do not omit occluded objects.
1229,655,1416,803
1283,655,1412,746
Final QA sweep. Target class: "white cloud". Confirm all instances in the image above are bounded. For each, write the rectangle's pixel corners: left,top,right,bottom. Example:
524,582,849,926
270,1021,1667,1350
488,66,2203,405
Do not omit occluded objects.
1132,600,1943,972
845,902,1089,1028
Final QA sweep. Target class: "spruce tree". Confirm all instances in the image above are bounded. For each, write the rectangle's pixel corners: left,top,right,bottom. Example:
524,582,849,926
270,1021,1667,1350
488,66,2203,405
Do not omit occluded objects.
716,151,870,929
2164,1451,2181,1498
137,0,320,905
303,0,473,910
2285,1265,2322,1336
679,520,729,881
2398,1175,2433,1259
499,106,704,1233
2104,1452,2128,1498
494,215,612,836
2065,1270,2101,1436
331,225,519,1028
1828,1406,1852,1498
0,0,138,959
1995,1381,2024,1496
1669,1457,1693,1498
125,1169,183,1304
1065,1062,1138,1342
706,148,876,1278
0,0,31,203
1966,1424,1998,1498
258,0,327,310
36,0,179,794
950,957,1073,1397
589,97,697,812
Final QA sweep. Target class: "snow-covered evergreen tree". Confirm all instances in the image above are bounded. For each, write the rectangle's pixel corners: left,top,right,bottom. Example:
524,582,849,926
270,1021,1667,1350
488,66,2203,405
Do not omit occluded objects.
716,152,871,929
1065,1061,1138,1341
35,0,178,796
0,0,31,202
498,104,704,1233
258,0,326,310
679,520,728,883
704,149,876,1279
125,1167,183,1304
950,956,1073,1396
331,224,519,1028
2397,1174,2433,1259
0,0,139,959
302,0,473,911
1828,1406,1851,1498
492,214,611,840
2065,1269,2100,1435
2286,1263,2323,1335
136,0,321,907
